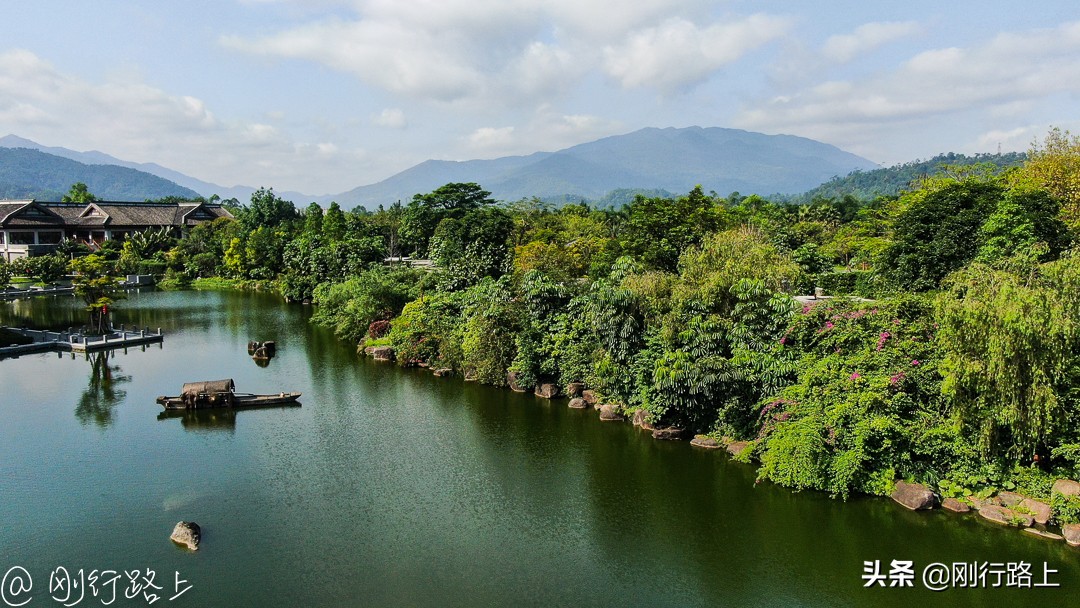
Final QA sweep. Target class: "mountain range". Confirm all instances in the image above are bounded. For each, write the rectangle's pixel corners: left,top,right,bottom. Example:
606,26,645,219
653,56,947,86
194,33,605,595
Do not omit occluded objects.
0,127,879,208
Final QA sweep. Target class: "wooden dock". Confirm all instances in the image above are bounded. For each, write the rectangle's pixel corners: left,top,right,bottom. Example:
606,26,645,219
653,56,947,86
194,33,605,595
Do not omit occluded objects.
0,325,164,359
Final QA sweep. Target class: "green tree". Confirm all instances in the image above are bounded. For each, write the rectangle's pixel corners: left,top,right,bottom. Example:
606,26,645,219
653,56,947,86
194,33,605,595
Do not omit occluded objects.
1009,127,1080,229
879,180,1001,291
323,201,346,242
70,254,120,333
975,188,1070,264
621,186,724,272
11,254,68,285
936,256,1080,460
240,187,297,231
303,202,324,235
62,182,99,203
413,182,495,215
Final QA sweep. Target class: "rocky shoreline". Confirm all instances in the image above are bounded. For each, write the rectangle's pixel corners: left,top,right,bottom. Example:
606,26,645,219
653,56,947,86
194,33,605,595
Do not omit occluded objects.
362,345,1080,548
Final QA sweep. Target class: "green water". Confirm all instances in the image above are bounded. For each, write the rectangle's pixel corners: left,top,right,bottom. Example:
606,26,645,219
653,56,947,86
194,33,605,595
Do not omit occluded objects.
1,290,1078,607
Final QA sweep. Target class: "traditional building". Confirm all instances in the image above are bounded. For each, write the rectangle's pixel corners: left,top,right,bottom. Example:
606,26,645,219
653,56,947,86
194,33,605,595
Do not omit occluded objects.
0,200,233,261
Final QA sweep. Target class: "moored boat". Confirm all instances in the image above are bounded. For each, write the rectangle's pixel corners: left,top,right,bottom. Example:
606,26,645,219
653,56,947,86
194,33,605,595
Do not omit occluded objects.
156,379,301,410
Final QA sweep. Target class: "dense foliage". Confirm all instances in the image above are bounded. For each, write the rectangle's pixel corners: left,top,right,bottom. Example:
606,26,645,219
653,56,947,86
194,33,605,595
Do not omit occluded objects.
19,130,1080,510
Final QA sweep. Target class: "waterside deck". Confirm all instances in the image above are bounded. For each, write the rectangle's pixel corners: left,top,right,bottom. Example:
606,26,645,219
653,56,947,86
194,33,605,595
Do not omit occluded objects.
0,325,164,359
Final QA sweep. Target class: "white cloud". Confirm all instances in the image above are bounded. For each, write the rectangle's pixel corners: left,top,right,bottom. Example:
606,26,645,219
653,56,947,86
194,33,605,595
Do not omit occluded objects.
467,126,516,150
373,108,406,129
602,15,792,91
736,20,1080,159
0,49,368,193
459,109,622,158
821,21,921,63
221,2,786,103
973,127,1035,152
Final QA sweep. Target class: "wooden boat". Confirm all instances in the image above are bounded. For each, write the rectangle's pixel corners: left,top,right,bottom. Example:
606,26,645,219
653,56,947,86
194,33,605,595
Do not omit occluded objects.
156,379,301,410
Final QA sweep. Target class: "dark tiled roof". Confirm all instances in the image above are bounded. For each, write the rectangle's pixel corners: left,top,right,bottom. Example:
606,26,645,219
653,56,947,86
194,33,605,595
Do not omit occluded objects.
0,201,65,227
0,202,30,223
0,200,233,229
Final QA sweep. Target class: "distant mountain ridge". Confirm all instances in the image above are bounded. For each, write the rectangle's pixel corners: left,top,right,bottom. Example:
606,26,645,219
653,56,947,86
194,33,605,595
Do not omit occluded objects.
0,147,200,201
0,135,311,203
333,127,879,209
1,127,879,208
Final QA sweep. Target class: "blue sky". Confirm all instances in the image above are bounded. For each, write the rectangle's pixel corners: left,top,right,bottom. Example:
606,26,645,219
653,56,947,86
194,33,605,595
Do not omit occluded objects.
0,1,1078,195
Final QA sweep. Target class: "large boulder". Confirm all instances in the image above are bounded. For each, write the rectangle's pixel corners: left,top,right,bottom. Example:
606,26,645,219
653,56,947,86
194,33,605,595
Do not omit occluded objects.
891,481,936,511
978,505,1033,527
568,398,588,409
565,383,585,398
581,390,599,405
725,441,749,458
1023,528,1064,541
506,371,527,393
534,383,559,399
1063,523,1080,547
940,497,970,513
371,346,395,361
628,410,656,431
1052,479,1080,498
690,436,722,449
170,521,201,551
432,368,453,377
996,491,1024,508
652,427,686,441
598,404,624,421
1019,498,1052,525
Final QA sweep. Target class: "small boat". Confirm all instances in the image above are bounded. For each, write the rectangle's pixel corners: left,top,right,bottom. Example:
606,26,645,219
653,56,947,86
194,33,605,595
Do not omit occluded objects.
156,379,301,410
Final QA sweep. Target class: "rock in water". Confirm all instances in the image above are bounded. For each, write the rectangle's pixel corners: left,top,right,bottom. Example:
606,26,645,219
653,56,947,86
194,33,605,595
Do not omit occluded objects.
725,441,749,457
890,481,935,511
1019,497,1051,525
940,497,970,513
506,371,527,393
690,436,722,449
1063,523,1080,547
170,521,201,551
534,383,559,399
598,404,624,421
371,346,395,361
651,427,686,441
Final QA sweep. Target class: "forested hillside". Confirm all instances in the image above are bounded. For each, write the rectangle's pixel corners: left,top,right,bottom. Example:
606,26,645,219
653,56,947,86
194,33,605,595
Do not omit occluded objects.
787,152,1027,203
0,147,200,201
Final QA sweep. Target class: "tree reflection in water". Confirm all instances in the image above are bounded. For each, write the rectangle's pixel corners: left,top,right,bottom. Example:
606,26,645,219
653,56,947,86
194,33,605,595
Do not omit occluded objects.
75,350,130,427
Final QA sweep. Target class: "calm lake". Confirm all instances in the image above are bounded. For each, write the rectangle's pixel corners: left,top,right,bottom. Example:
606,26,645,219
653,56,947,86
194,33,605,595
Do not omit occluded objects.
1,289,1078,607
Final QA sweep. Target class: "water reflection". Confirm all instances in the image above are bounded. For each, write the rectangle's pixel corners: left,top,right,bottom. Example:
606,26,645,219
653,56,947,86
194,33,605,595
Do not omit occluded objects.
157,408,237,433
156,403,302,433
74,350,130,428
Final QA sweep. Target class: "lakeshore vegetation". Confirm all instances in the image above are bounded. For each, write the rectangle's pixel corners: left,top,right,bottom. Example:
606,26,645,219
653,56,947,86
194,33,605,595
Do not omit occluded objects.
8,129,1080,517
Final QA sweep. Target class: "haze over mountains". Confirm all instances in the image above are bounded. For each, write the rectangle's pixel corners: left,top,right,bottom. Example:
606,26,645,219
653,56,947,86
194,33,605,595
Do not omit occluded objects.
0,128,879,208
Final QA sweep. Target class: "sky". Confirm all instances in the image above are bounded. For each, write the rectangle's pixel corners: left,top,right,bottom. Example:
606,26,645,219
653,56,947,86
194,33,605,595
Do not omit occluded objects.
0,1,1078,196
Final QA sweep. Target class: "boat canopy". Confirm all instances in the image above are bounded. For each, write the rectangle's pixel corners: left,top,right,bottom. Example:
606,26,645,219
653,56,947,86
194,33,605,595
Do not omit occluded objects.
181,379,235,399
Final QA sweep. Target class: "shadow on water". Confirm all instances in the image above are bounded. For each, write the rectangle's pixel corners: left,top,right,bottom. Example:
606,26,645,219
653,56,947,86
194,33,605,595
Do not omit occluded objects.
156,403,302,433
74,349,129,428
